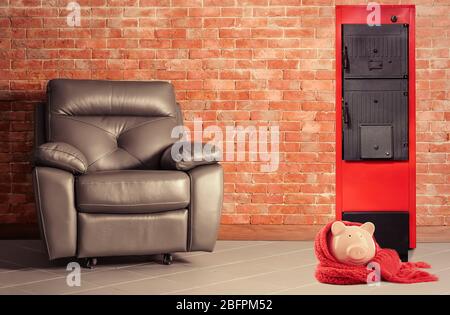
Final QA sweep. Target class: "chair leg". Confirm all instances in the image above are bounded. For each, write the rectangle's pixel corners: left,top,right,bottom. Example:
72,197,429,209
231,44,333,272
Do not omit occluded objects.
162,253,173,265
83,257,97,269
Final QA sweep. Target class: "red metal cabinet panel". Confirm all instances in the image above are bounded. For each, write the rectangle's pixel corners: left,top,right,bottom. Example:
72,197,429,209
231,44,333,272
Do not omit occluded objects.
335,5,416,248
342,162,409,211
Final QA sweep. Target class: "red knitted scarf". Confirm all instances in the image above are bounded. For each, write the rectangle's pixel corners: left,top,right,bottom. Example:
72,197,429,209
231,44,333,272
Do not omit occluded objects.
315,221,438,285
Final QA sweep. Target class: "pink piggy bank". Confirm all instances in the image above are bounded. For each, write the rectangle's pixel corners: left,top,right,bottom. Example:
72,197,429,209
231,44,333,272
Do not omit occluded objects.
330,221,376,265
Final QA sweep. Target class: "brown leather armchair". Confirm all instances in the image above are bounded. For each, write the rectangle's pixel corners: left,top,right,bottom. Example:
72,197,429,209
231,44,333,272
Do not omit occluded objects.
32,79,223,267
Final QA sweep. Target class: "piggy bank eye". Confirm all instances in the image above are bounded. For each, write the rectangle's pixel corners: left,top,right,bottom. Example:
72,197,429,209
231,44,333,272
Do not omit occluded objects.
348,234,351,238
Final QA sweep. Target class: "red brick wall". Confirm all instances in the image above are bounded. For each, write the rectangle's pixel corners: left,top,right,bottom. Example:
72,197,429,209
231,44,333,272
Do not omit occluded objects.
0,1,449,230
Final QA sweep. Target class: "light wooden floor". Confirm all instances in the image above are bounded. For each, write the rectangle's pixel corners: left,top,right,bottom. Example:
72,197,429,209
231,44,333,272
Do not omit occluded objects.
0,240,449,295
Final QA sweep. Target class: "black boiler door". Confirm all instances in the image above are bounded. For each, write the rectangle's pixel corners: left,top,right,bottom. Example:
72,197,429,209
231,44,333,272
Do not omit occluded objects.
342,24,409,161
342,24,408,79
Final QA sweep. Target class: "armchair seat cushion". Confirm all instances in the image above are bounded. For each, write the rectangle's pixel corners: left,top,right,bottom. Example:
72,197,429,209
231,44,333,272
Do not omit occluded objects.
76,170,190,214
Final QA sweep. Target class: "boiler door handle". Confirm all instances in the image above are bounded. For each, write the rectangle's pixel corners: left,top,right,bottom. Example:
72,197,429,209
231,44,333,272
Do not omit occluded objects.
343,46,349,71
343,105,350,125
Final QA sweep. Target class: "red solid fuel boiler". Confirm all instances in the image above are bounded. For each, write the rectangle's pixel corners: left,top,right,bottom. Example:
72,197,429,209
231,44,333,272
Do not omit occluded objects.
335,5,416,261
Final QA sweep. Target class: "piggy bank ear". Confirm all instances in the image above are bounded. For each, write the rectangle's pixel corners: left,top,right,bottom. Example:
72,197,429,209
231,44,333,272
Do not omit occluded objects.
361,222,375,235
331,221,346,236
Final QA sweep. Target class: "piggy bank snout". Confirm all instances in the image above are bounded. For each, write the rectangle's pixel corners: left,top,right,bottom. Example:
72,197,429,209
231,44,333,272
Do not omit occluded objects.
346,245,368,260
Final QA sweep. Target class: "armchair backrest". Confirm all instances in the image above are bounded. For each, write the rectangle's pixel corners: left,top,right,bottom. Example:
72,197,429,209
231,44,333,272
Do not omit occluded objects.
44,79,181,172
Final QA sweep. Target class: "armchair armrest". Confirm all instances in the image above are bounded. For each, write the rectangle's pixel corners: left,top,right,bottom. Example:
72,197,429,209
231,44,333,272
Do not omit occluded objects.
34,142,88,174
160,141,221,171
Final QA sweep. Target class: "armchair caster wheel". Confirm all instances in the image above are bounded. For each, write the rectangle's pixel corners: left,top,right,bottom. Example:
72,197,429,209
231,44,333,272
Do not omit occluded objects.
162,254,173,265
83,258,97,269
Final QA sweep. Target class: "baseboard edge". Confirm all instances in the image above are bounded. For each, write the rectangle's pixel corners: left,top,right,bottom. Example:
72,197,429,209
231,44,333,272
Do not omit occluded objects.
218,224,450,242
1,223,449,242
